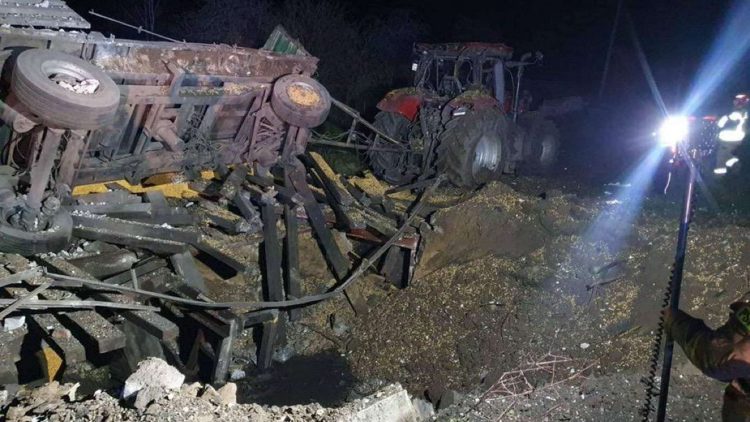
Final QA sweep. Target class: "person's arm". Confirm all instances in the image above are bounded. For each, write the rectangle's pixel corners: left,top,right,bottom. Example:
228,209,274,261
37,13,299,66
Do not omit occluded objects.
666,309,736,382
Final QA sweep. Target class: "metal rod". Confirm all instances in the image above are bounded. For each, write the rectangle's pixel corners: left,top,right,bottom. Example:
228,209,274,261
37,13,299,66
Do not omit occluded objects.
88,10,184,43
310,139,402,152
331,98,404,146
512,65,524,122
656,152,697,422
0,298,158,312
129,268,139,290
598,0,624,99
27,128,63,211
0,280,51,320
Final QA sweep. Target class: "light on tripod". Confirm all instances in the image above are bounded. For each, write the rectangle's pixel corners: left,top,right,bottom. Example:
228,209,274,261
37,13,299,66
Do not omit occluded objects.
658,116,690,148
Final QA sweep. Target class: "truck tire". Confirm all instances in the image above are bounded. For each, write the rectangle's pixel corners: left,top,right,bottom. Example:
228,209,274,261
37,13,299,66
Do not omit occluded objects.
271,74,331,128
11,49,120,130
368,111,415,185
436,109,508,188
519,113,559,174
0,210,72,256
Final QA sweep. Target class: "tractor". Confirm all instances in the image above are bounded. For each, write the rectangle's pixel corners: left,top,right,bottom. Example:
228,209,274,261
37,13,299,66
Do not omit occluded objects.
368,42,560,188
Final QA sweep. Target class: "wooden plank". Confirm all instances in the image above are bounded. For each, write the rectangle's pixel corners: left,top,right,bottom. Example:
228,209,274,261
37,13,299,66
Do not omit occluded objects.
169,251,207,293
193,241,247,273
0,14,89,29
4,255,125,355
72,214,200,245
0,320,28,362
261,200,283,301
288,161,350,280
283,172,301,321
0,5,82,18
1,0,68,6
40,258,178,341
101,258,167,285
0,264,86,364
73,226,189,255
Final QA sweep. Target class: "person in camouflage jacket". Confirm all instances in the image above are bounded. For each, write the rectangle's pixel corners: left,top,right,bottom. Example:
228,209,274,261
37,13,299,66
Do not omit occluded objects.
667,300,750,421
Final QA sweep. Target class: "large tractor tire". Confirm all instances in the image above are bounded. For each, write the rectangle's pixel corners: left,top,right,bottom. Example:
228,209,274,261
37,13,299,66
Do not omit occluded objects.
518,112,560,174
11,49,120,130
436,108,508,188
0,210,72,256
271,74,331,128
368,111,415,185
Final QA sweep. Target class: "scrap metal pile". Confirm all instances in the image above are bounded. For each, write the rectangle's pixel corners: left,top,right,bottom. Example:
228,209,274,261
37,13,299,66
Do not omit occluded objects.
0,2,429,389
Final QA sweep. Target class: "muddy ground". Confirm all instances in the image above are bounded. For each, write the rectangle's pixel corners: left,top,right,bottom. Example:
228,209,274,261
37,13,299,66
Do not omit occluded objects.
282,174,750,421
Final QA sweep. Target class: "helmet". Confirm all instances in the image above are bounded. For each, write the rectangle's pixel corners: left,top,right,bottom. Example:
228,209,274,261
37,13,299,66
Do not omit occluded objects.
734,93,749,109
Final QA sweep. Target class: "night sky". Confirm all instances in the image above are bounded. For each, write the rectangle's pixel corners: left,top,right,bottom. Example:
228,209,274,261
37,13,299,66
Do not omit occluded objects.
67,0,743,112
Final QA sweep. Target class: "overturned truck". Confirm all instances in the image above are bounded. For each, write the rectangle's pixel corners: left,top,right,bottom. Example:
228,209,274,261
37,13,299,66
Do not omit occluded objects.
0,9,331,255
0,4,430,389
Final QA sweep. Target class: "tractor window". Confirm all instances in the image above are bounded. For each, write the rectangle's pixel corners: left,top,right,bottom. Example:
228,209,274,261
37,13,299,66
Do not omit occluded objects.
455,59,473,87
415,55,433,89
481,59,495,89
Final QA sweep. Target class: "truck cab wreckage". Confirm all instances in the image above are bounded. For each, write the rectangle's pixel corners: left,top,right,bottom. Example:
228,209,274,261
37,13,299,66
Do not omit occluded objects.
0,2,427,388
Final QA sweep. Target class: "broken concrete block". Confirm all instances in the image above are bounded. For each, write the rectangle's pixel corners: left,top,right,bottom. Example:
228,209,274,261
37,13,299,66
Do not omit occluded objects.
199,385,221,404
349,384,418,422
229,369,246,381
3,316,25,332
180,382,202,398
412,398,435,421
216,382,237,406
122,358,184,399
133,386,165,412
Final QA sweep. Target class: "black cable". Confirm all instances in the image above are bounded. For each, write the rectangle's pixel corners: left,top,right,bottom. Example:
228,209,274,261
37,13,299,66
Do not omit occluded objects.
641,155,698,421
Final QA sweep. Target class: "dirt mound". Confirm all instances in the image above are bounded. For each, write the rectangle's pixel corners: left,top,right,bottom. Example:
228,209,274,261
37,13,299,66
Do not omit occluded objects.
338,180,750,420
415,182,597,278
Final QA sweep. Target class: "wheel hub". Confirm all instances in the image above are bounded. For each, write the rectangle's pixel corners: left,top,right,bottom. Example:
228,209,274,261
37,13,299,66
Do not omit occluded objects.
471,135,501,177
287,82,321,107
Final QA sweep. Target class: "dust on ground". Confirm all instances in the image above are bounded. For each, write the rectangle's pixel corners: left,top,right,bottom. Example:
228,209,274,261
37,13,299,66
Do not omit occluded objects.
304,178,750,421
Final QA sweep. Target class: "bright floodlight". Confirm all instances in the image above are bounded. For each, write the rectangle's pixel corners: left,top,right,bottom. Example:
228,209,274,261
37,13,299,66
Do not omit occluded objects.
658,116,689,148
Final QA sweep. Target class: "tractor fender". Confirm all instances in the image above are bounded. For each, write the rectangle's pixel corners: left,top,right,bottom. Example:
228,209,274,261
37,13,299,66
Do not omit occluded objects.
376,88,425,121
445,90,499,112
441,90,501,123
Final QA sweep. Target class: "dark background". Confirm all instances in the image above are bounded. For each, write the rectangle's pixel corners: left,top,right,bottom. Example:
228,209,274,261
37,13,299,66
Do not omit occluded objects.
64,0,750,192
65,0,739,110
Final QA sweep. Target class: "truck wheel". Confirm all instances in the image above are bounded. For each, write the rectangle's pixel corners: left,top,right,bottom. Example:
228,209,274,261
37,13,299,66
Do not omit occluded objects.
0,210,72,256
11,49,120,130
368,111,415,185
519,113,560,174
436,109,508,188
271,74,331,128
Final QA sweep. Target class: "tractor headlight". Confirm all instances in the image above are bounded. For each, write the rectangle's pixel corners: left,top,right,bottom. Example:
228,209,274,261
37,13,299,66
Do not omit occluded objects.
658,116,690,148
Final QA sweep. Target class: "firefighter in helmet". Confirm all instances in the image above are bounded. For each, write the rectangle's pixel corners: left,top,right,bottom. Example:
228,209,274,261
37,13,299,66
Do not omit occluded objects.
714,93,749,175
666,295,750,421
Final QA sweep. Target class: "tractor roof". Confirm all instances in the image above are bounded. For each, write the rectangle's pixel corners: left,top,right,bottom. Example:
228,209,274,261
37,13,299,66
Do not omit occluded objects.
414,42,514,59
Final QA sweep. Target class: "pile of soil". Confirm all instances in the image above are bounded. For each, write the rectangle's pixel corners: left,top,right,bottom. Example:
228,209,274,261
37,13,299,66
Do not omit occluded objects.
319,179,750,420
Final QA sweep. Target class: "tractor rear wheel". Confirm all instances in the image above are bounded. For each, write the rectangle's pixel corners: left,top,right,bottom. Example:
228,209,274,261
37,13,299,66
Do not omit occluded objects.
518,112,560,174
436,109,508,188
368,111,415,185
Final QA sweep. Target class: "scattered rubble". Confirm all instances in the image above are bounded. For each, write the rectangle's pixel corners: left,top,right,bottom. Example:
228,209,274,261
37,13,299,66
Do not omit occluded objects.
1,370,425,422
122,358,185,400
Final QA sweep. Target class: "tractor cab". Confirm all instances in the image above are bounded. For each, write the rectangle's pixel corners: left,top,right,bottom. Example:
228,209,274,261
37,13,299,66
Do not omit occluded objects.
412,42,513,106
